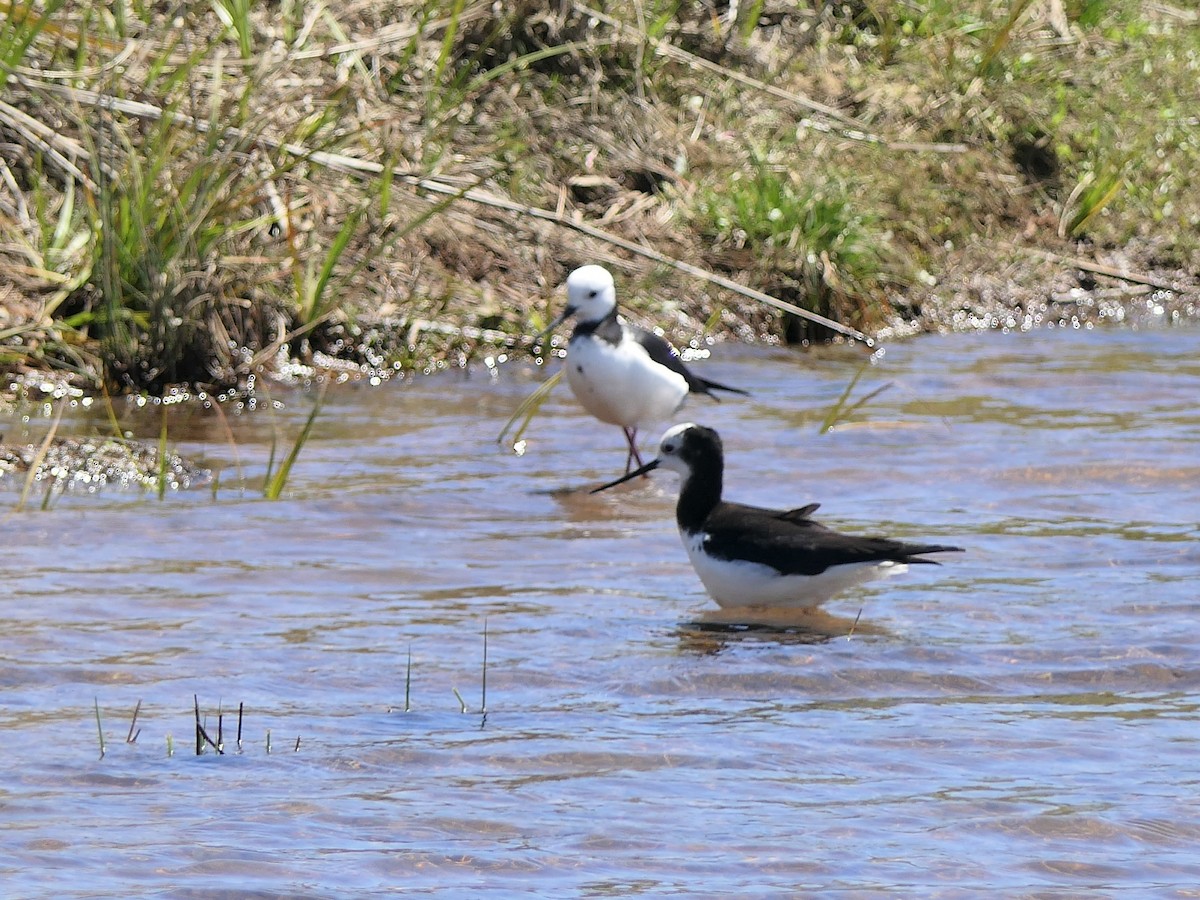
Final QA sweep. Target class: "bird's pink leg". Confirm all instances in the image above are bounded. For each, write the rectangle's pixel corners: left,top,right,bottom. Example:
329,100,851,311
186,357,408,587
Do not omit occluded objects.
622,426,646,474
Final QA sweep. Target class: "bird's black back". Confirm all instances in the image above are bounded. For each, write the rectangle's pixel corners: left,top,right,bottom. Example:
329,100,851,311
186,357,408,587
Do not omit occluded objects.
699,501,964,577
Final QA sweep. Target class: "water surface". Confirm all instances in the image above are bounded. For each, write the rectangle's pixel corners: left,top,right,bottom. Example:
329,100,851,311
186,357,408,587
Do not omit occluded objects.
2,326,1199,895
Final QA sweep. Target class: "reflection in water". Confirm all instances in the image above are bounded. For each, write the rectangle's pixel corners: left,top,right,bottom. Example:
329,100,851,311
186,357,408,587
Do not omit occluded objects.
3,327,1200,894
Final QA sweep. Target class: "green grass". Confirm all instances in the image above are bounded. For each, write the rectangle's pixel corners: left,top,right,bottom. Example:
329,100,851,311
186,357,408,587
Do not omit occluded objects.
690,156,887,324
819,360,892,435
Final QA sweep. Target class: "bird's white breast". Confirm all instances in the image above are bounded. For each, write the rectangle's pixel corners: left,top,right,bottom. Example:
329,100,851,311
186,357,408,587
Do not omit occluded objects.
681,531,906,609
566,332,688,427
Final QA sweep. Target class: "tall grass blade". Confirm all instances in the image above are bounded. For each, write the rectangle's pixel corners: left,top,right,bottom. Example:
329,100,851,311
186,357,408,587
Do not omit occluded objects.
156,406,169,501
820,361,891,433
431,0,467,90
463,40,595,95
977,0,1037,76
99,382,124,439
301,206,364,324
819,362,867,434
0,0,68,92
264,431,279,493
17,401,64,512
496,368,564,448
838,382,892,421
39,470,56,511
263,385,326,500
739,0,766,39
702,306,725,336
1064,167,1127,237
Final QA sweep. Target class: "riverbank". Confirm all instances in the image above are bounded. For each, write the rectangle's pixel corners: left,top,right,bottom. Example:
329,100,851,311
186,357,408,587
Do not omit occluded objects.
1,1,1196,396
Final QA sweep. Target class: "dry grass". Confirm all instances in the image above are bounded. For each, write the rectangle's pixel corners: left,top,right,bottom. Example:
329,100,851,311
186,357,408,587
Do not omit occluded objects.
0,0,1196,395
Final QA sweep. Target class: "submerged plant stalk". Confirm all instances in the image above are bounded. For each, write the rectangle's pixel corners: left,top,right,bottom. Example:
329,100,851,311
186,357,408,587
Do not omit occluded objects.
405,645,412,712
126,699,142,743
481,618,488,714
94,697,105,760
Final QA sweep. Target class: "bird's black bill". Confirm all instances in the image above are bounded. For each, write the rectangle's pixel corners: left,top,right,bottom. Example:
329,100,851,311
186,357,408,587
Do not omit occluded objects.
533,308,573,345
590,459,660,493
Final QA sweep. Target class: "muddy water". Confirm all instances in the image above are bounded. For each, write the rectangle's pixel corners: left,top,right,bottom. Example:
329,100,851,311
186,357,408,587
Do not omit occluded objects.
2,326,1199,895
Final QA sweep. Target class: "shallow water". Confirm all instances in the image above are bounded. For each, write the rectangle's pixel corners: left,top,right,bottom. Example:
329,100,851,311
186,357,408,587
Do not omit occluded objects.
2,325,1199,896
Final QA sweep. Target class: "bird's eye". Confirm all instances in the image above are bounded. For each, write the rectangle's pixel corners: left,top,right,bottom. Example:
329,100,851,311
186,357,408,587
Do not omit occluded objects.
664,443,676,453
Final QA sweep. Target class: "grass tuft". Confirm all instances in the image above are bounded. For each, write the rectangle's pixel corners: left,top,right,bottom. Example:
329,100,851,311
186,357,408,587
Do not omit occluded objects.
497,368,564,452
819,359,892,434
1060,162,1128,238
690,158,887,330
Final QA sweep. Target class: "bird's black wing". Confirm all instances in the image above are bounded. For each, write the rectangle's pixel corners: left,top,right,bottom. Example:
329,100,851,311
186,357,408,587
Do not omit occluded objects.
780,503,821,521
623,322,748,398
702,502,963,576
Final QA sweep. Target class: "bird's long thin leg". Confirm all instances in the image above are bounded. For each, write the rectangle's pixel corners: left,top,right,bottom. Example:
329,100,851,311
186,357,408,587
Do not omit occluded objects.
622,426,646,474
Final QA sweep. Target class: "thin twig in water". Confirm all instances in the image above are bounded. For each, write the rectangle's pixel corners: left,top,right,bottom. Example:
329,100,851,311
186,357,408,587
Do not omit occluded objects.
194,695,224,755
94,697,106,760
404,645,412,713
481,618,489,714
847,609,863,640
237,702,244,751
293,736,301,752
126,699,142,743
452,687,468,714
